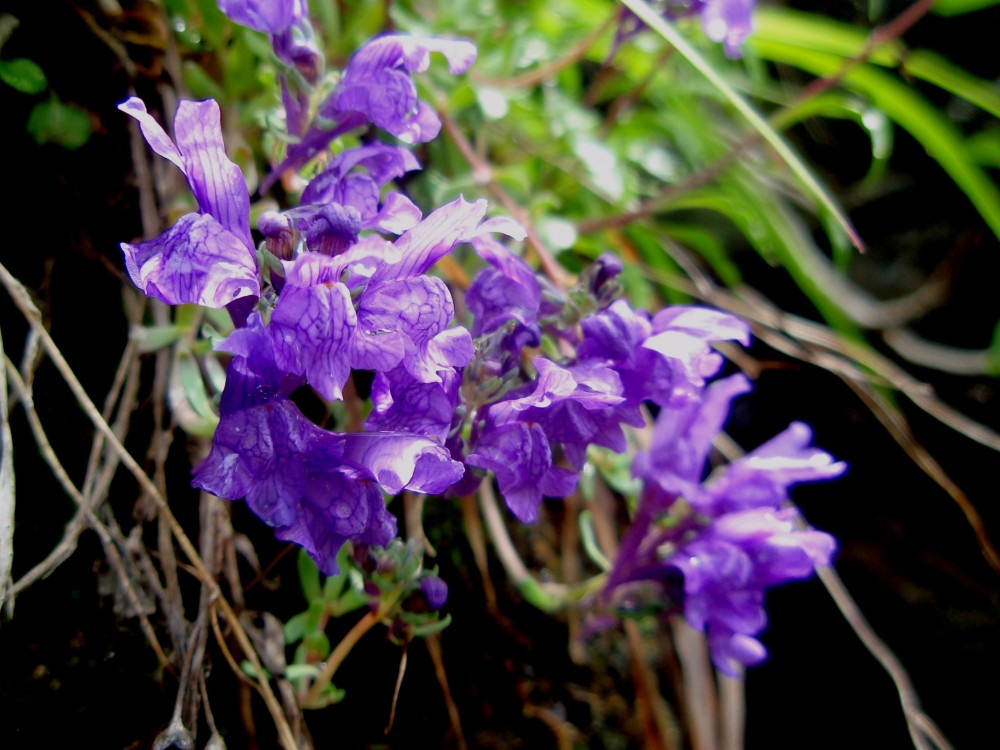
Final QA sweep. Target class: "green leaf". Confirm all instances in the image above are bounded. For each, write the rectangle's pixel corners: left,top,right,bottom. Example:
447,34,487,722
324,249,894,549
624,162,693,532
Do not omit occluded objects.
620,0,864,251
754,8,1000,120
298,548,322,602
587,445,642,499
193,0,228,48
578,510,612,572
283,611,310,644
772,91,893,185
517,577,563,612
0,57,46,94
169,353,220,437
222,30,260,100
26,98,92,149
932,0,1000,15
302,631,331,660
307,682,346,708
285,664,322,681
750,37,1000,245
967,129,1000,169
240,660,271,680
721,168,861,334
410,613,453,638
987,320,1000,375
131,325,182,353
659,223,744,288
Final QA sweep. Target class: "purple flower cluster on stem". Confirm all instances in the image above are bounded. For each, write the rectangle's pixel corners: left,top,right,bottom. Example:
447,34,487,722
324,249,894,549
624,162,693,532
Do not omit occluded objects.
605,373,846,674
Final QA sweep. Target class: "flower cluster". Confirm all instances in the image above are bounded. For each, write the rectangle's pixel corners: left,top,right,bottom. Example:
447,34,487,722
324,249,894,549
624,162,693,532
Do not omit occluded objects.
119,26,488,574
119,0,841,671
603,374,845,673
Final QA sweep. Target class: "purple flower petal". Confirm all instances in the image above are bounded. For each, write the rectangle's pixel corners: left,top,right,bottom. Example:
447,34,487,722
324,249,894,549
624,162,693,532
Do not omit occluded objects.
331,35,476,143
366,368,460,442
371,196,488,283
275,472,395,574
466,422,576,523
119,97,257,307
218,0,295,34
341,432,464,495
120,213,260,307
270,276,356,402
170,99,254,249
196,314,455,574
700,0,756,59
302,143,421,206
634,373,752,497
371,192,422,234
420,575,449,610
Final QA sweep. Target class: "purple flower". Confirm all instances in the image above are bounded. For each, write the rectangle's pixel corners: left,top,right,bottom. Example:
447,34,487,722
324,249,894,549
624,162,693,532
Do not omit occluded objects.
606,372,844,674
267,144,423,258
366,367,462,443
266,35,477,187
289,202,363,256
465,422,577,523
119,97,259,309
419,575,449,610
300,144,422,236
265,197,514,403
578,300,750,408
670,508,836,674
612,0,756,60
636,374,846,512
466,235,542,369
698,0,755,58
328,34,477,144
268,252,356,401
219,0,322,82
194,315,464,573
487,358,640,470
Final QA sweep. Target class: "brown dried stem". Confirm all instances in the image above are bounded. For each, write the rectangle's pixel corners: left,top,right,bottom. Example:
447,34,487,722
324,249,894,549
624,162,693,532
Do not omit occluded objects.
0,261,299,750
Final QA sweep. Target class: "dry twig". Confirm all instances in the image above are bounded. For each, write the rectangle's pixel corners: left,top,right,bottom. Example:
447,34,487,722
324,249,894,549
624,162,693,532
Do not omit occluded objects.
0,260,299,750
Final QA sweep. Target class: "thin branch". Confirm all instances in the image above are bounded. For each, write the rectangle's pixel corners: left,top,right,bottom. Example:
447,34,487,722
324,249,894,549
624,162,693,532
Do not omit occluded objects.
816,563,956,750
476,481,569,611
0,261,299,750
522,702,585,750
883,327,993,376
425,633,468,750
458,493,498,611
1,327,17,613
624,619,681,750
669,619,718,750
5,359,173,669
303,608,381,707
